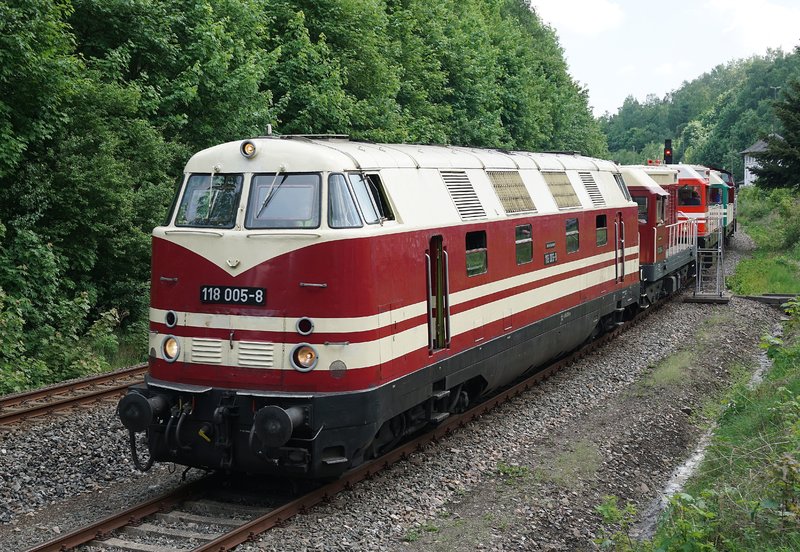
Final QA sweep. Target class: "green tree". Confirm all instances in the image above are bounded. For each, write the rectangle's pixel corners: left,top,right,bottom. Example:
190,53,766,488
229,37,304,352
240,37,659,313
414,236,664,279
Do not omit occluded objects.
752,79,800,189
0,0,77,179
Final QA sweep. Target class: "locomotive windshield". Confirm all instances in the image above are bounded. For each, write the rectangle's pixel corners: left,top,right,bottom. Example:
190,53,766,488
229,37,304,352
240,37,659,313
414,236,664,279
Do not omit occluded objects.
175,174,243,228
245,173,321,229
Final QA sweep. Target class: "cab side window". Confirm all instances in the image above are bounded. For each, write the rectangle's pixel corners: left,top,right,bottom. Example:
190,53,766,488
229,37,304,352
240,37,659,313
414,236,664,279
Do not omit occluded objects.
348,173,394,223
596,215,608,246
515,224,532,264
566,218,579,253
466,231,487,276
328,173,362,228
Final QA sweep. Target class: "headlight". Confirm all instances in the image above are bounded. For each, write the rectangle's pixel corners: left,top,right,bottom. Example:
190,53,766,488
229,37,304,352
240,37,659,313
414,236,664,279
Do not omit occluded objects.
291,344,318,372
162,335,180,363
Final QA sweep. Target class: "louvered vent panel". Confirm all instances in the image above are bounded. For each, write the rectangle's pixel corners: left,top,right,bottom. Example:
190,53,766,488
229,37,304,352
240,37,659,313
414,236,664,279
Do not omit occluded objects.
579,171,605,207
542,172,581,209
238,341,274,368
191,338,223,364
440,171,486,220
487,171,536,214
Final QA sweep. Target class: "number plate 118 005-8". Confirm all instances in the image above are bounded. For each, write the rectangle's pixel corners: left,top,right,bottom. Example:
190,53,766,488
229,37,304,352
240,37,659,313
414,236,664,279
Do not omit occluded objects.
200,285,265,306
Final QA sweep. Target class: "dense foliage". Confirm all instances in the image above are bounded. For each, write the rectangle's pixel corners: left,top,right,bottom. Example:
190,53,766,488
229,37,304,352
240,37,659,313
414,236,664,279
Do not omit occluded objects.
752,79,800,190
0,0,605,392
600,48,800,180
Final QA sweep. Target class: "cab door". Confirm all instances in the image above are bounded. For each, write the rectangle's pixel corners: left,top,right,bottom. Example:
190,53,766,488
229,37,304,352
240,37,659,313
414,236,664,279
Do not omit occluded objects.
614,212,625,283
426,235,450,352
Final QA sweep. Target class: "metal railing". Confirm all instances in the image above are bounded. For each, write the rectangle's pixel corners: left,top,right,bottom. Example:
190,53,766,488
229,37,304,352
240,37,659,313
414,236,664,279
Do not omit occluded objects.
705,204,724,235
659,219,697,259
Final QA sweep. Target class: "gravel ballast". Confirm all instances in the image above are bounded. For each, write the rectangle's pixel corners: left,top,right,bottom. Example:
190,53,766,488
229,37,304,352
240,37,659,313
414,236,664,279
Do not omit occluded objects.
0,231,787,551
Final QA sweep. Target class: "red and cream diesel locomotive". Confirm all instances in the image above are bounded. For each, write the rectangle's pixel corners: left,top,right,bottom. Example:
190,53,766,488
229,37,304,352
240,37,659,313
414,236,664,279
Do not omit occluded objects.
118,136,652,478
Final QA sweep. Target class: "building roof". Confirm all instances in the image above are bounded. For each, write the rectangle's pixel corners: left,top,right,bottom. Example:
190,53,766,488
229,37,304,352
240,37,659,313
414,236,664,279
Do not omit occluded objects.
740,134,783,155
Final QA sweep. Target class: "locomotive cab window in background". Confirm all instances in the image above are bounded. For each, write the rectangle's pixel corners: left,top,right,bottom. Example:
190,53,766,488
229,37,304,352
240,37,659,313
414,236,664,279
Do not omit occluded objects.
633,197,648,223
245,173,321,229
328,173,363,228
596,214,608,246
566,218,579,253
176,173,243,228
348,173,394,223
466,230,487,276
515,224,532,264
678,185,702,206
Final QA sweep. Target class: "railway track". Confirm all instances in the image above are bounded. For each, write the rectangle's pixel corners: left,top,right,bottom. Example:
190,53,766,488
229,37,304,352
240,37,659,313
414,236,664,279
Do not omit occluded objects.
0,364,147,426
26,302,661,552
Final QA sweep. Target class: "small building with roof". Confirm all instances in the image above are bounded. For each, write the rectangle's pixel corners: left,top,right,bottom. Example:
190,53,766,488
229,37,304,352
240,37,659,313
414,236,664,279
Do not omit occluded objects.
740,134,782,187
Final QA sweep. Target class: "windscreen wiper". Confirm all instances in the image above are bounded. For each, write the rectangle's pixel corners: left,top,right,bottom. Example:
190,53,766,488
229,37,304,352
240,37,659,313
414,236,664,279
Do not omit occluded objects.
256,170,284,218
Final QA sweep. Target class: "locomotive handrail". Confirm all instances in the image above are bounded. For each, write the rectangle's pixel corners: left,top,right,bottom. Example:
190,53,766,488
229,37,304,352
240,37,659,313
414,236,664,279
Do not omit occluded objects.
620,220,626,280
247,232,322,238
443,249,452,347
665,219,697,257
614,221,619,281
425,253,434,352
164,229,223,237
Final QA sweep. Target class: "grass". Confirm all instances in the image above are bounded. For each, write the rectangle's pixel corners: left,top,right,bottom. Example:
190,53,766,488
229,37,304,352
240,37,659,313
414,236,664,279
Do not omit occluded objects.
536,440,601,487
728,252,800,295
643,350,693,388
728,187,800,296
651,318,800,550
596,308,800,551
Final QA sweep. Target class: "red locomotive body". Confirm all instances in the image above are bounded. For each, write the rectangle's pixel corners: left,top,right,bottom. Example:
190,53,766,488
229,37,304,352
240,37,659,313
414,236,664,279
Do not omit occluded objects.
119,137,647,478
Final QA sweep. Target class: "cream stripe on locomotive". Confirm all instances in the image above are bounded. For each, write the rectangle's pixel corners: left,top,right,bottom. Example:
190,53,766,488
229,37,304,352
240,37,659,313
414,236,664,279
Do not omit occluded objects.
150,255,639,370
150,244,639,336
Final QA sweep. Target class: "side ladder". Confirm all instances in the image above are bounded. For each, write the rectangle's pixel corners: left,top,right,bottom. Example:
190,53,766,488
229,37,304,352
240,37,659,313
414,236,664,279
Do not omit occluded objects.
692,207,729,303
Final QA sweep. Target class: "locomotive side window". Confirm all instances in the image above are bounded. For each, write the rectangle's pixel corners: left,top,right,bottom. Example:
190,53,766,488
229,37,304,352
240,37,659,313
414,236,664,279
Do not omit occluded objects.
328,173,362,228
565,218,579,253
656,197,666,223
613,173,632,201
596,215,608,246
466,231,487,276
633,197,648,223
515,224,532,264
175,173,243,228
245,173,321,229
348,173,394,223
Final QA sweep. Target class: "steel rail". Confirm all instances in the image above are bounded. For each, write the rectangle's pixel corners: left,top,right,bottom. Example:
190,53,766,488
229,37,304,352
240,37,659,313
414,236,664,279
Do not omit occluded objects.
0,363,147,425
25,475,215,552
